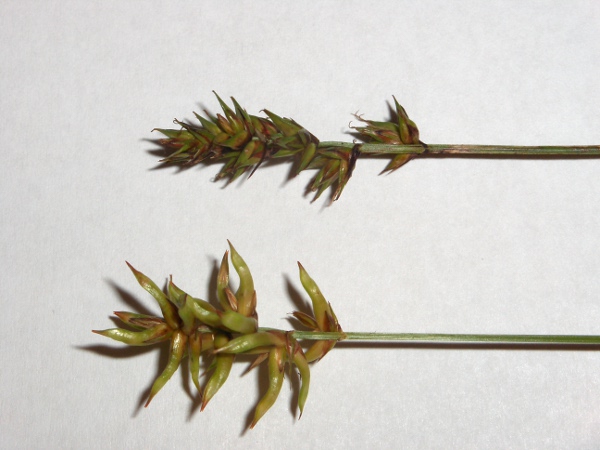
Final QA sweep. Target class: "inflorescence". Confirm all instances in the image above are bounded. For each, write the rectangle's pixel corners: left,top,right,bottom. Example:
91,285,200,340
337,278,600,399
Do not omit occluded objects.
93,241,342,428
153,93,600,203
94,243,600,428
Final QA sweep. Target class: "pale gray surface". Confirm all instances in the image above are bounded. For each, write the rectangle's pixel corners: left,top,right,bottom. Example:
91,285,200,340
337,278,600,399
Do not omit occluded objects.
1,1,600,448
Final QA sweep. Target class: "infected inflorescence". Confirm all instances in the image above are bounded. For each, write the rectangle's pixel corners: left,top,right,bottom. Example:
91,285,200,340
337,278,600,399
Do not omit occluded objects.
153,92,422,202
93,242,342,428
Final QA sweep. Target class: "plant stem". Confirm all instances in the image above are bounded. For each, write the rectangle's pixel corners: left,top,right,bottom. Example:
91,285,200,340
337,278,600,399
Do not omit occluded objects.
319,142,600,156
290,331,600,345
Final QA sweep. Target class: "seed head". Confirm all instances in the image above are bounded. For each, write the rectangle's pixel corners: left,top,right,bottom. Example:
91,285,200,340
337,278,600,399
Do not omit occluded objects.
153,95,424,202
93,243,342,428
154,92,319,182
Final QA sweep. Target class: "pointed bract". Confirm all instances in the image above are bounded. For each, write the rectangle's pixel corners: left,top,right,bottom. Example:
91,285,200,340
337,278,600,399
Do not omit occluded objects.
126,262,180,330
92,325,171,346
201,333,234,411
228,241,255,317
292,345,310,417
145,331,187,406
250,347,285,428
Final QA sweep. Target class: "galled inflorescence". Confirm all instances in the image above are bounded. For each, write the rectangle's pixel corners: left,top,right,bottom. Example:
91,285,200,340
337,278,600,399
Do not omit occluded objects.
93,242,342,428
154,92,421,202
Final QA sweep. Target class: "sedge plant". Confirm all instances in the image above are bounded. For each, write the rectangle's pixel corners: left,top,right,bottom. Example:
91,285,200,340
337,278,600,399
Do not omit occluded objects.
153,92,600,202
94,242,600,429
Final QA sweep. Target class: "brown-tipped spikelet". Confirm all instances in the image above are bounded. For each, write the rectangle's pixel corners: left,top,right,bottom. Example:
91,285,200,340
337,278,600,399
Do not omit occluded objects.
154,92,319,183
352,96,421,173
93,242,342,428
305,145,360,202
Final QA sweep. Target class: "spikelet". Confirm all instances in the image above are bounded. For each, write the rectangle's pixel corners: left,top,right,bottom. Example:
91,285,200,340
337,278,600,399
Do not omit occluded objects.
154,92,320,183
352,95,421,173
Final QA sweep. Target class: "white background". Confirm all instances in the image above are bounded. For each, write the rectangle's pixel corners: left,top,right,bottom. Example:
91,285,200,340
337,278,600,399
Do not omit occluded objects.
2,1,600,448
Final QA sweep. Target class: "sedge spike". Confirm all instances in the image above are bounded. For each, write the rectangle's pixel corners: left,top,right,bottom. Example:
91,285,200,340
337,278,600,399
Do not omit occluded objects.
93,243,600,428
152,94,600,203
93,242,339,428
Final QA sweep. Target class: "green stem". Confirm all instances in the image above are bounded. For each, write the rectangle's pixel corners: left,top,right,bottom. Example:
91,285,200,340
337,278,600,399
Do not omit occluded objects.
318,142,600,156
290,331,600,345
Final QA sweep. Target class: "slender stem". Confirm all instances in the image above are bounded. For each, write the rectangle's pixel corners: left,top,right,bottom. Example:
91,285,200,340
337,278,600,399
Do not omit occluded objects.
319,142,600,156
290,331,600,345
